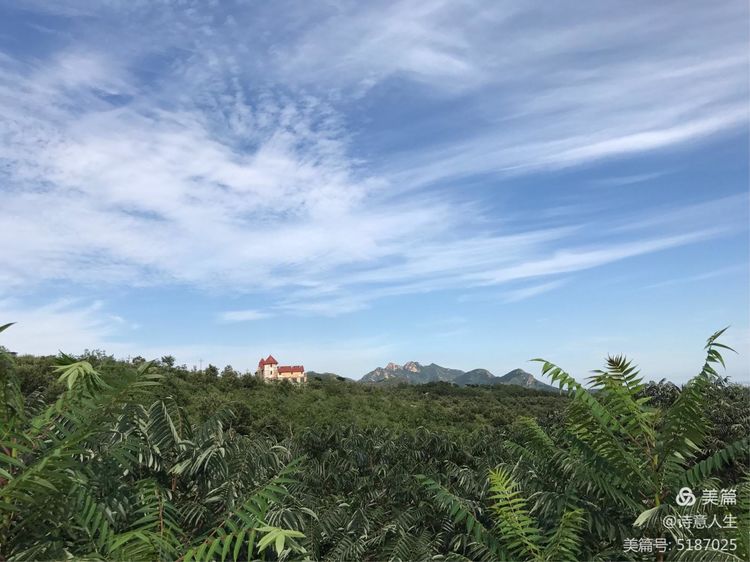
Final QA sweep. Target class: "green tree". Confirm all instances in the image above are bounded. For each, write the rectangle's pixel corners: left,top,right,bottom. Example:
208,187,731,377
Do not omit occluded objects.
161,355,176,368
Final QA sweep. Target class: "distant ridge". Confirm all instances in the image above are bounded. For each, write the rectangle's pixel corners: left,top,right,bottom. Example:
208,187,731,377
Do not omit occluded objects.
359,362,557,392
495,368,557,392
306,371,349,382
453,369,496,386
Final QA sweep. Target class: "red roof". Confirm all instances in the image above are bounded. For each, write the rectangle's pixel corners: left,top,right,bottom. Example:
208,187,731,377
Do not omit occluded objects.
259,356,304,373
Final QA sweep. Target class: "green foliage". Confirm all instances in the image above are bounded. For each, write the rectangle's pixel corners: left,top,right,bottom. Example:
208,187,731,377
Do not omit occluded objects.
417,329,749,560
0,327,303,561
165,375,567,439
2,324,748,561
255,526,306,557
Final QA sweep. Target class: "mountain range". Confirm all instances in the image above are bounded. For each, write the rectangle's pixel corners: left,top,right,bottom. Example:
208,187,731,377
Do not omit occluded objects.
359,361,557,392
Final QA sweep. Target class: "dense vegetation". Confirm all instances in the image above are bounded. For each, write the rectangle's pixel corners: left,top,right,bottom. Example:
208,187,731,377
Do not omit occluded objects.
11,352,567,438
1,324,748,561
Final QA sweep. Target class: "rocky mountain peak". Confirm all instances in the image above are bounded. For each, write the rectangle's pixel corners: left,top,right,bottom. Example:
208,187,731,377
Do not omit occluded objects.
360,363,556,392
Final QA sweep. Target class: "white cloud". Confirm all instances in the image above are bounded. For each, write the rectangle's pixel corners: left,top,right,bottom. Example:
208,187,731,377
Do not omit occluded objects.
592,172,668,187
470,228,729,286
502,280,567,303
219,309,271,322
276,0,493,91
0,299,123,354
645,265,747,290
326,2,747,184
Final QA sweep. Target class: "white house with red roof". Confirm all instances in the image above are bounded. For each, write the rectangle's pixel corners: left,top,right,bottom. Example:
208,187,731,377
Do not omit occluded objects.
256,354,306,383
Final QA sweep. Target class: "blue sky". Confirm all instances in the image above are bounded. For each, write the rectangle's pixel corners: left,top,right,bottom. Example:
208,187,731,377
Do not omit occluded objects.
0,1,748,383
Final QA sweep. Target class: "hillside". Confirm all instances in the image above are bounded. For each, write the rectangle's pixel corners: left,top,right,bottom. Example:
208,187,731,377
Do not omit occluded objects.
360,361,557,391
305,370,348,382
452,368,497,386
496,368,558,392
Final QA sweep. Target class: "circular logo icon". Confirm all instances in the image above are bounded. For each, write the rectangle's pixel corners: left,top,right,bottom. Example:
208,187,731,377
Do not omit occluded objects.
675,487,696,506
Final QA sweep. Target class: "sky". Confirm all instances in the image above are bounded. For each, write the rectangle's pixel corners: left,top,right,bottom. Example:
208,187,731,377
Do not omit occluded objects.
0,1,748,383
